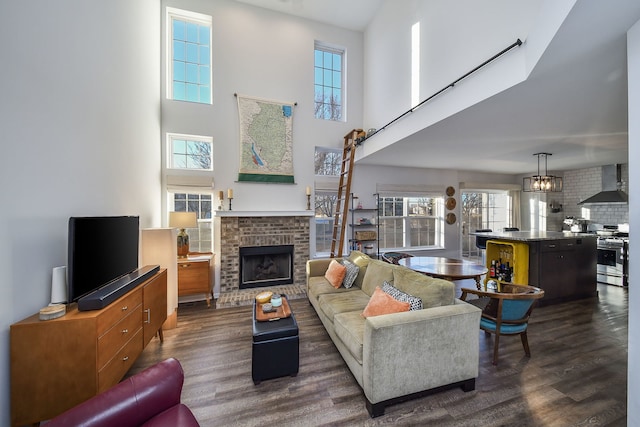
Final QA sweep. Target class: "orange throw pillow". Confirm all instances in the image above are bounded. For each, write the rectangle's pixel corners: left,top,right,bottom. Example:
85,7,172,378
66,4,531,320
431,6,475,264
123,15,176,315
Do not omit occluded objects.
325,259,347,288
362,286,410,318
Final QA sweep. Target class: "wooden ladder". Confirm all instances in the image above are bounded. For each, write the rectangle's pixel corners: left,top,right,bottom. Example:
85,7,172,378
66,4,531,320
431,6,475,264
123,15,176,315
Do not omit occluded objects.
330,129,364,258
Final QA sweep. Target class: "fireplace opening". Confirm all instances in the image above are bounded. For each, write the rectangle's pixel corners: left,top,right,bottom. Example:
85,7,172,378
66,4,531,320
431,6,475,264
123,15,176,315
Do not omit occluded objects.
239,245,294,289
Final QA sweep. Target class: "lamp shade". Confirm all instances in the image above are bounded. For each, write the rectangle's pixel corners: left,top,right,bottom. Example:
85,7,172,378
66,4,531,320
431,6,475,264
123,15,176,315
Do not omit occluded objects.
169,211,197,229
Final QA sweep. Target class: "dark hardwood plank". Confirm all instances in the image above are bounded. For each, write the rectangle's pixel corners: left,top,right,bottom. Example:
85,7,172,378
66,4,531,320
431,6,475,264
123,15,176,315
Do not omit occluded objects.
129,283,627,426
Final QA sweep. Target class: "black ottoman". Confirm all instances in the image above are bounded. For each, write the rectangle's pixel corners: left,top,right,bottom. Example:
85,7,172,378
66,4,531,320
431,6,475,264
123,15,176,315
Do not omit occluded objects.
252,298,299,385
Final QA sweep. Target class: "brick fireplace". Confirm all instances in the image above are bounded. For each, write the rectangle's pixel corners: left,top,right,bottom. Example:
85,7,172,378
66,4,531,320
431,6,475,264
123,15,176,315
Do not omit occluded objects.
214,211,312,298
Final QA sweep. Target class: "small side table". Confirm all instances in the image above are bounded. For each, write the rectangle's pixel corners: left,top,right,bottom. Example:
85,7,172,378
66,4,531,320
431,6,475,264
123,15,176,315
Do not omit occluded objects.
178,253,214,307
252,297,299,384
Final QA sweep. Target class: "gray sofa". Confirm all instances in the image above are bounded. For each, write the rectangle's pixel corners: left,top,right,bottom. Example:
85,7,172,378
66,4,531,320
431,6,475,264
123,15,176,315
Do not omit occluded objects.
306,251,481,417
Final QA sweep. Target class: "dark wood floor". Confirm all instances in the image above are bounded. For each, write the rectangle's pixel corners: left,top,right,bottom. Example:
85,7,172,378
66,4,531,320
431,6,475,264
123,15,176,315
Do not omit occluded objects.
129,282,628,426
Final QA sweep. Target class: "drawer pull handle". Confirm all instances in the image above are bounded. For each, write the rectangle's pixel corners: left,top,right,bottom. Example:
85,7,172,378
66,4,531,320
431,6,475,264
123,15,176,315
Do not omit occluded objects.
548,244,556,248
144,308,150,324
181,264,191,268
122,329,128,334
121,306,128,311
122,356,129,362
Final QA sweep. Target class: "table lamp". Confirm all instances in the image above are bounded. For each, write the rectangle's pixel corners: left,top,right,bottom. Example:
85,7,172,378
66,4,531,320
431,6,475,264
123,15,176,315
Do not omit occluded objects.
169,211,197,258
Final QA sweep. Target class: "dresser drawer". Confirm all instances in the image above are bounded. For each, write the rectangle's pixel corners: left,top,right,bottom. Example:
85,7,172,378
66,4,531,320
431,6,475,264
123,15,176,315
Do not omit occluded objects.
97,304,142,369
97,328,143,393
96,289,142,336
178,259,210,294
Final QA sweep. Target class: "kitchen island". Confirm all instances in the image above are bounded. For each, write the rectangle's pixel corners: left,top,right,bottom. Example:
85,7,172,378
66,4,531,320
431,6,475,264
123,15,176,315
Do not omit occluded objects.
475,231,598,306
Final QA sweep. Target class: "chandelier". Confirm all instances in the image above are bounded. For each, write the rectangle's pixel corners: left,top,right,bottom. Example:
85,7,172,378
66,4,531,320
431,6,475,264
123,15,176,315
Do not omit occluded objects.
522,153,563,192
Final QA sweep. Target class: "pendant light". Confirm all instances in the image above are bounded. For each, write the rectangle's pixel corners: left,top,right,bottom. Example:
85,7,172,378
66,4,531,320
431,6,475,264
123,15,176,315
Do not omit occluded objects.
522,153,563,192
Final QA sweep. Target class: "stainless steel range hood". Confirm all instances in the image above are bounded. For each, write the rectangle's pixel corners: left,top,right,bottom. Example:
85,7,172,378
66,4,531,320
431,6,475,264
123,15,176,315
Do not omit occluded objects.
578,164,628,204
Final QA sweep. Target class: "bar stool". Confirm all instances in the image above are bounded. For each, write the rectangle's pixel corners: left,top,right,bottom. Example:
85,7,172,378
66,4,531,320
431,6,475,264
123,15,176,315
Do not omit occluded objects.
475,229,492,264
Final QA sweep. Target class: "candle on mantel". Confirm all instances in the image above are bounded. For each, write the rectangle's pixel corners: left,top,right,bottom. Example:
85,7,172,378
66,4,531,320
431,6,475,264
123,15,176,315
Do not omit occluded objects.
306,186,311,195
218,190,224,200
228,188,233,199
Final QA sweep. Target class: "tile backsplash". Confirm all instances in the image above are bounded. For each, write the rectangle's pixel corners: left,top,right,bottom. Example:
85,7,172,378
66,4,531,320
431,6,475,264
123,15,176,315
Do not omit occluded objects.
561,164,629,226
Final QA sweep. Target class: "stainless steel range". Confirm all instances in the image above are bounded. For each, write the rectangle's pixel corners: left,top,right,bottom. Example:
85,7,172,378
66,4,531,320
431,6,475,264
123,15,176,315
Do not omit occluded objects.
596,225,629,287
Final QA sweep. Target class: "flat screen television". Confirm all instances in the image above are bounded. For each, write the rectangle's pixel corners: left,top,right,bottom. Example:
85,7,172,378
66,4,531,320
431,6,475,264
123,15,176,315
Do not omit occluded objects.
67,216,140,302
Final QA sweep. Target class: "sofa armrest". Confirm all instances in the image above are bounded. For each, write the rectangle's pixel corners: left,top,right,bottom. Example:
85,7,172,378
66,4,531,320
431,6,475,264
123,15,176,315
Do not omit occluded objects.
47,358,186,427
362,300,481,404
306,258,342,279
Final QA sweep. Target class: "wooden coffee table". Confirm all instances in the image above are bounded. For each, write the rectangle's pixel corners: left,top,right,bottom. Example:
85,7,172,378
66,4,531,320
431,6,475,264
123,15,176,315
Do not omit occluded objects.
398,256,488,289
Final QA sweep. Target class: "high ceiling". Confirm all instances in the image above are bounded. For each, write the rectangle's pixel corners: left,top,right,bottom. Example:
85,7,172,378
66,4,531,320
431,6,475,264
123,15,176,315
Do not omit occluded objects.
236,0,640,175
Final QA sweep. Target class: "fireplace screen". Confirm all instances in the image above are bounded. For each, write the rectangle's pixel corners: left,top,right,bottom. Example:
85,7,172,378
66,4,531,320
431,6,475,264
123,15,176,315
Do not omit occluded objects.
239,245,294,289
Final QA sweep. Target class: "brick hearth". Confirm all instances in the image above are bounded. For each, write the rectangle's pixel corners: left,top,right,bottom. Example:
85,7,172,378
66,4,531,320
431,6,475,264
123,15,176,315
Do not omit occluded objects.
214,211,313,308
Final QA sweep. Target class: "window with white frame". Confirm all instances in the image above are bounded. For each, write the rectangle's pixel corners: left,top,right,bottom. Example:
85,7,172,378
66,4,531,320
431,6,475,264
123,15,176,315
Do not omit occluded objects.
461,190,512,259
314,42,344,121
168,192,213,252
378,195,444,250
314,191,338,255
314,146,342,176
167,133,212,170
167,7,212,104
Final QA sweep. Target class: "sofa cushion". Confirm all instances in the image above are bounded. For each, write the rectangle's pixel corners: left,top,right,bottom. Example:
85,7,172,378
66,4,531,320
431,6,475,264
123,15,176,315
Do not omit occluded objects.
362,286,410,318
347,250,371,289
317,291,371,322
308,276,357,300
382,281,422,311
361,260,395,296
341,259,359,288
325,259,347,288
333,311,365,364
392,267,455,308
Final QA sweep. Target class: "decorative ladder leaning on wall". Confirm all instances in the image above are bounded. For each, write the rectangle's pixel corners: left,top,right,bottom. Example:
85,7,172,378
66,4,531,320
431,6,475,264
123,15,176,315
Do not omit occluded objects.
330,129,363,258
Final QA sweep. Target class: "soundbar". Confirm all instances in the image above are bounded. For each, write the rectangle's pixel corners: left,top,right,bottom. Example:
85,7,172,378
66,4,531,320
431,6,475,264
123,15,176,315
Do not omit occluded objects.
78,265,160,311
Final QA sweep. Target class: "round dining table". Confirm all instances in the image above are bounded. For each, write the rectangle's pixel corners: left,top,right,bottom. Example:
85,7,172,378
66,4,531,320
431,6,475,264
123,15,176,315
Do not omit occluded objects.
398,256,488,289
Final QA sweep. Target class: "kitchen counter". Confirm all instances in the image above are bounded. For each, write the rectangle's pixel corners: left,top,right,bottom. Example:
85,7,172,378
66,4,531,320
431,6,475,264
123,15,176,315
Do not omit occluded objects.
475,231,597,306
473,230,597,241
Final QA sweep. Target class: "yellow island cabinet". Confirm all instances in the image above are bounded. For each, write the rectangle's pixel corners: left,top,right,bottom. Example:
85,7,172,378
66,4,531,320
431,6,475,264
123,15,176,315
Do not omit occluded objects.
476,231,597,306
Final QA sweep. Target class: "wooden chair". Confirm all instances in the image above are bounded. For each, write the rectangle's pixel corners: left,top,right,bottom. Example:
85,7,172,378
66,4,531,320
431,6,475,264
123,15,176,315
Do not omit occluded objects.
461,283,545,365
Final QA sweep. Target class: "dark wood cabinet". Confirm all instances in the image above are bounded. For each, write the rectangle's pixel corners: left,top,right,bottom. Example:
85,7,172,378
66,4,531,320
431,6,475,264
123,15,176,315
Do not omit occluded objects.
528,238,596,306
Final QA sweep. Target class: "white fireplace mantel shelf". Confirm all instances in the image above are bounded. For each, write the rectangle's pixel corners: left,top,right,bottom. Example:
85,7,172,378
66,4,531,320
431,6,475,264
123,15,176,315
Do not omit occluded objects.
213,210,314,217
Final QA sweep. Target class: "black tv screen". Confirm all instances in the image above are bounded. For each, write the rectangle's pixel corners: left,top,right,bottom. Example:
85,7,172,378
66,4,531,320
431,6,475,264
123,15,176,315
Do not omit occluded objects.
68,216,139,302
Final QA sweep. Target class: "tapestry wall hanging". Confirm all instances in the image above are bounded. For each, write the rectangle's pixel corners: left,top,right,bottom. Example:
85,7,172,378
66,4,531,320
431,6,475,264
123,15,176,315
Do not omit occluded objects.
236,94,295,183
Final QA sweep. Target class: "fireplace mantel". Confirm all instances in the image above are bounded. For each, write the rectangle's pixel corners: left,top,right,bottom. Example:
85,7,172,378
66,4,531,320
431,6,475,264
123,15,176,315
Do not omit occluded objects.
214,210,314,218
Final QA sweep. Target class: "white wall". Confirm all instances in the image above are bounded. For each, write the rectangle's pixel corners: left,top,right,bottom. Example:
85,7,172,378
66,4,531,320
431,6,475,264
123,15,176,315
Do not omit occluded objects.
0,1,161,424
361,0,547,155
626,17,639,427
160,0,364,214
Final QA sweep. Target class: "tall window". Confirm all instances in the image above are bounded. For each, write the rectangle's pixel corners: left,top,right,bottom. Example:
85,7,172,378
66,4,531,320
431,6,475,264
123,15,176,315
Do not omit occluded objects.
167,7,212,104
461,190,512,259
313,146,341,255
169,192,213,252
167,133,212,170
314,191,338,255
378,195,443,250
314,42,344,121
165,132,214,252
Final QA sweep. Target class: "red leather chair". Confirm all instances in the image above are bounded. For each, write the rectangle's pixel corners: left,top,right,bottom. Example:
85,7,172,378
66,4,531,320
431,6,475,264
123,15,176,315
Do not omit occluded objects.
47,358,199,427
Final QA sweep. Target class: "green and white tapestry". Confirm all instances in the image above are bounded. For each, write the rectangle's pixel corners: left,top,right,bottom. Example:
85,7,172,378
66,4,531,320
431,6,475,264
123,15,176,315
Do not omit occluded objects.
236,94,294,183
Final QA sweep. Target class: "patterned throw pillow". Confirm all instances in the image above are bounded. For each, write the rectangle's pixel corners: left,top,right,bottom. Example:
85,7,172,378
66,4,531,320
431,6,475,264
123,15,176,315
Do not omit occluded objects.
341,259,359,288
382,281,423,311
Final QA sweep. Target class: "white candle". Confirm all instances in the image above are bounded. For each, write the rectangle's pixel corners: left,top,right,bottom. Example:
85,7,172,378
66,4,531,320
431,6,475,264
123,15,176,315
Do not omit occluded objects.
227,188,233,199
218,191,224,200
306,186,311,195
